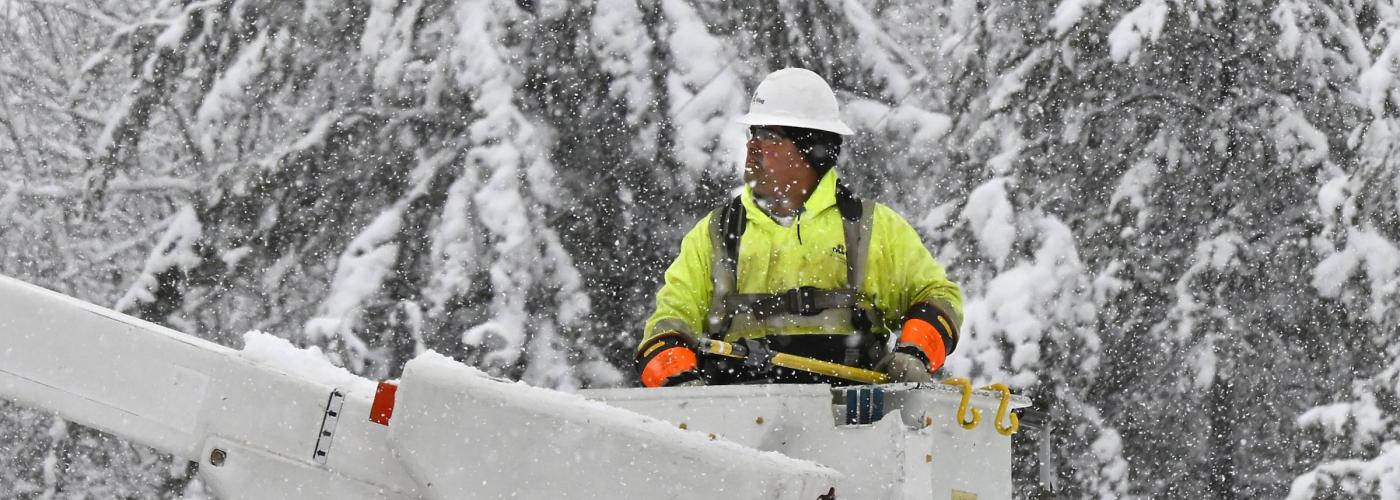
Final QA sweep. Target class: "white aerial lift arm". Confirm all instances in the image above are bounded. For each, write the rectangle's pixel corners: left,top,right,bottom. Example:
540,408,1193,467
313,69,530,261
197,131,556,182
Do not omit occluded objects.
0,274,1026,499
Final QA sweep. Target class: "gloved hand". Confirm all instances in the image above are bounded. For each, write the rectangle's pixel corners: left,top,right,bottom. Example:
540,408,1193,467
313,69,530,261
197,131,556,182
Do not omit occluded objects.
636,332,702,388
877,350,934,383
896,303,959,374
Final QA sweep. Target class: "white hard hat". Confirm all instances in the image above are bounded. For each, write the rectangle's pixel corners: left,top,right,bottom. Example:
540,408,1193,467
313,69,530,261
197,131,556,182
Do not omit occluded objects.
736,68,855,136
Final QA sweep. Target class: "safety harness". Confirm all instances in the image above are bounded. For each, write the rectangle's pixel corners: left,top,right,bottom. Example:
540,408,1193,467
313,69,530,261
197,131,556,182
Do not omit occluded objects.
702,185,885,376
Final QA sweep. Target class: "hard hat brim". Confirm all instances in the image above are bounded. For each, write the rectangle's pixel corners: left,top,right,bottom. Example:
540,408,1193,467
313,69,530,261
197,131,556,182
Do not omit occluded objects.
736,112,855,136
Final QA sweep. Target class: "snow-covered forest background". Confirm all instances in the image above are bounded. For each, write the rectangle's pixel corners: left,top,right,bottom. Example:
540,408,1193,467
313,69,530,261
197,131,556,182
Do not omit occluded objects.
1,0,1398,497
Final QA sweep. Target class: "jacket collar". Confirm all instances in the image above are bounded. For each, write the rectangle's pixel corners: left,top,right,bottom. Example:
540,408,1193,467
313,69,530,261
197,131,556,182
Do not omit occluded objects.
741,169,840,225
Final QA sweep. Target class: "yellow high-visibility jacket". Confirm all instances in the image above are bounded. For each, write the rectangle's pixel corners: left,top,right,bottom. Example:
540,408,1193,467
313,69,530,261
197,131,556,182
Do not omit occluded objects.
641,169,963,352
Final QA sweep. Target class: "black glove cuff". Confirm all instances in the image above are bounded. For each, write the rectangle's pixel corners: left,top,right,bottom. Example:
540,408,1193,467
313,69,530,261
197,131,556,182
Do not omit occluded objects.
662,370,702,386
902,302,959,355
895,343,932,367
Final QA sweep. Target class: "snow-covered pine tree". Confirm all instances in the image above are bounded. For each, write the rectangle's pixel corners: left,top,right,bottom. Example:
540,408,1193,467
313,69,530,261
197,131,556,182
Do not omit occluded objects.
0,0,939,495
858,2,1137,497
986,0,1395,496
857,0,1399,497
48,0,630,387
0,1,202,495
1279,1,1400,497
8,0,1399,497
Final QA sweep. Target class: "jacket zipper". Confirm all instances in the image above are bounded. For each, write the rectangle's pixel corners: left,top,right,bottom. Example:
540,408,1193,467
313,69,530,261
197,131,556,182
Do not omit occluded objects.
796,212,802,244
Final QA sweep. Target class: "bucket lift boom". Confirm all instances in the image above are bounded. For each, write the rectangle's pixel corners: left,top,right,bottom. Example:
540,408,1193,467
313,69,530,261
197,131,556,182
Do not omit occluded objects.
0,275,1027,499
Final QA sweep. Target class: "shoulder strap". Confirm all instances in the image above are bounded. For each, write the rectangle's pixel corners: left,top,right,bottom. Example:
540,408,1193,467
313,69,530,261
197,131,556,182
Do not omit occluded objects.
723,195,745,265
837,184,874,290
836,183,861,223
706,189,876,339
837,184,880,365
706,195,745,337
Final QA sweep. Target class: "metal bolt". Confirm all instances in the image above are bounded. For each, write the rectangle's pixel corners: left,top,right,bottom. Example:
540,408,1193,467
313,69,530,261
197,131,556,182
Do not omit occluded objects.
755,416,765,425
210,448,227,467
678,422,688,430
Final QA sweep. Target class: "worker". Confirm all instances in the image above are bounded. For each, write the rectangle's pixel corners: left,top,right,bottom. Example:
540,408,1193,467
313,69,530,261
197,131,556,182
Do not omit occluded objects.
636,68,963,387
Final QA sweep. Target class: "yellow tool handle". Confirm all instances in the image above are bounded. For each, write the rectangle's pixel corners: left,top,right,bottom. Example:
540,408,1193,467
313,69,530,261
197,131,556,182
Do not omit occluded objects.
697,338,741,358
771,353,889,385
696,338,889,385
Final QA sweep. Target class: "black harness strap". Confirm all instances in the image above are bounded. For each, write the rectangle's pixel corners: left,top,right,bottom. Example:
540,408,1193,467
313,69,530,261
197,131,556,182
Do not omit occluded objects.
706,196,746,337
835,184,876,344
722,195,746,269
836,184,861,223
703,184,880,375
726,288,861,320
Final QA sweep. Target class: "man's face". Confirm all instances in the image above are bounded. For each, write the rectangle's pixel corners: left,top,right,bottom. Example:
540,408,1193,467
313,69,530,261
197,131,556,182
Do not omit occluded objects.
744,126,811,201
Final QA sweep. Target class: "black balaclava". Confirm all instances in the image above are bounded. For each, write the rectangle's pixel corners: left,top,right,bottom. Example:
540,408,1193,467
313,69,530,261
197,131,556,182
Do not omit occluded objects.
781,126,843,178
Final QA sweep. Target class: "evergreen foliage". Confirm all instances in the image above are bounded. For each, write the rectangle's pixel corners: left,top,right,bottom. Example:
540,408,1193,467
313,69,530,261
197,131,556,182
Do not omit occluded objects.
1,0,1398,497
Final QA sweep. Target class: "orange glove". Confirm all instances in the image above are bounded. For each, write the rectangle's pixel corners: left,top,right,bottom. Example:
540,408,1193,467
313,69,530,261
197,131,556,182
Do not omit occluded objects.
636,333,701,388
896,303,959,373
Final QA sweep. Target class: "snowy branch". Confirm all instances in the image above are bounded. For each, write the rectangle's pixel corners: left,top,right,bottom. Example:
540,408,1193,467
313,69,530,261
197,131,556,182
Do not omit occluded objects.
13,176,198,199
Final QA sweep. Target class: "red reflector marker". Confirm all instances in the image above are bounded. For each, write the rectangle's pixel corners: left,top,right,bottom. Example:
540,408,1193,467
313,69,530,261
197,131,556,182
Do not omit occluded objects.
370,381,397,426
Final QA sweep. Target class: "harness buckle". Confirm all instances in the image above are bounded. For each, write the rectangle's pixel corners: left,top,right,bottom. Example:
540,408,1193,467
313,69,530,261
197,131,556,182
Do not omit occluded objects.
751,286,825,320
792,286,820,316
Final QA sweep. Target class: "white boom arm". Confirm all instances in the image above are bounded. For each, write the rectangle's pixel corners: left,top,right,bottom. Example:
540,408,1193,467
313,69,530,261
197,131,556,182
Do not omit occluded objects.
0,274,1027,499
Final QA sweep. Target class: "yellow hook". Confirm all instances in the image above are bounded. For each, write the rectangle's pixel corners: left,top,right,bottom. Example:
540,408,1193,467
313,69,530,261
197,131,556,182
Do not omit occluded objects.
941,378,981,429
982,383,1020,436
